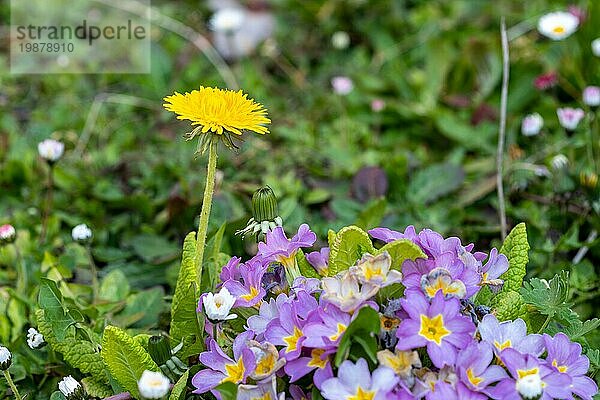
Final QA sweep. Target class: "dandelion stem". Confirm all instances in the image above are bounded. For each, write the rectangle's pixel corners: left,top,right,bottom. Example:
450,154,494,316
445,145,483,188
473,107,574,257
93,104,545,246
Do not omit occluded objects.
194,137,219,288
86,244,99,303
3,370,24,400
497,17,510,240
40,164,54,244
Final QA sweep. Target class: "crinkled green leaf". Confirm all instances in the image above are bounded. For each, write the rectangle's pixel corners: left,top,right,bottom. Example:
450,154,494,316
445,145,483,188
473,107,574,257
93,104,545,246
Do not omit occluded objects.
328,226,375,276
101,325,159,399
170,232,202,359
169,370,189,400
499,223,529,292
375,239,426,271
81,376,114,398
35,309,111,391
491,291,527,321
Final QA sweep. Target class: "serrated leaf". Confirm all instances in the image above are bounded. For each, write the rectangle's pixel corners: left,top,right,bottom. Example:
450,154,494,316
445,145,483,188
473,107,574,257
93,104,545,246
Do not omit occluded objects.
101,325,160,398
328,226,375,276
499,223,529,292
327,229,336,248
169,370,189,400
520,271,571,320
375,239,426,271
36,310,111,391
38,278,78,341
170,232,202,359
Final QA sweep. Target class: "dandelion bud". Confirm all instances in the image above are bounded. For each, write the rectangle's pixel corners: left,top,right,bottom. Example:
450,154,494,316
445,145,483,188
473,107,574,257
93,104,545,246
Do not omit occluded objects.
58,376,86,400
0,224,16,245
138,370,170,399
148,335,172,366
0,346,12,371
26,328,46,349
252,186,278,223
71,224,92,242
38,139,64,163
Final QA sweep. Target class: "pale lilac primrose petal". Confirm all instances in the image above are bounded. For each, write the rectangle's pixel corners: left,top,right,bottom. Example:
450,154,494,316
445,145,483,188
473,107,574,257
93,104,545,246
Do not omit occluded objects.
291,276,321,294
557,107,585,131
284,348,334,389
456,341,507,392
478,314,544,356
137,370,170,399
306,247,330,275
247,340,285,380
238,376,284,400
321,359,399,400
38,139,64,162
223,259,267,307
543,333,599,400
0,224,16,244
521,113,544,136
428,381,486,400
246,293,288,338
303,303,351,349
537,11,579,40
331,76,354,95
396,292,475,368
219,256,242,283
202,287,237,321
321,271,379,313
583,86,600,107
264,302,307,360
350,252,402,287
488,348,571,400
419,267,467,300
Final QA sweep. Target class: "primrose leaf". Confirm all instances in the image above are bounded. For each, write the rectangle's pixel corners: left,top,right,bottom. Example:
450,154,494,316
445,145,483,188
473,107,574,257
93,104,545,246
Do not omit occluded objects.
170,231,202,359
37,278,78,341
101,325,159,399
335,306,380,367
169,370,189,400
376,239,426,271
296,249,320,278
491,291,527,321
499,223,529,292
81,376,114,398
215,382,238,400
328,226,375,276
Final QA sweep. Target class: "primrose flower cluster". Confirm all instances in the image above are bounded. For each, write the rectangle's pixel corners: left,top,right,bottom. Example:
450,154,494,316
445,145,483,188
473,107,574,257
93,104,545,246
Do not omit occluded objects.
192,224,597,399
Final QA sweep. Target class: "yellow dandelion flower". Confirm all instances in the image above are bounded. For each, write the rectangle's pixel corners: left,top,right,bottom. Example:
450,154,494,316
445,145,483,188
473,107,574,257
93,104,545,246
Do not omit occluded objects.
163,86,270,136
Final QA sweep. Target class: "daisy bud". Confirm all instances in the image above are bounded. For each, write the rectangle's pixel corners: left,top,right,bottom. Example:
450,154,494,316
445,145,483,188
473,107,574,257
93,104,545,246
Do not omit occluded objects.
551,154,569,170
148,335,171,366
71,224,92,243
557,107,585,132
583,86,600,107
592,38,600,57
138,370,170,399
331,31,350,49
521,113,544,136
371,99,386,112
209,7,245,33
331,76,353,95
58,375,86,400
537,11,579,40
26,328,46,349
0,346,12,371
0,224,16,245
37,139,64,163
202,287,237,322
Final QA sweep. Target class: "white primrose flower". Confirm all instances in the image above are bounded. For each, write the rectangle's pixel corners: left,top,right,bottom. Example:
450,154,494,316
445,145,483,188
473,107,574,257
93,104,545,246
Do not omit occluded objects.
203,287,237,321
537,11,579,40
583,86,600,107
37,139,64,162
26,327,45,349
209,7,245,33
58,375,83,398
592,38,600,57
71,224,92,242
557,107,585,131
521,113,544,136
138,370,170,399
0,345,12,370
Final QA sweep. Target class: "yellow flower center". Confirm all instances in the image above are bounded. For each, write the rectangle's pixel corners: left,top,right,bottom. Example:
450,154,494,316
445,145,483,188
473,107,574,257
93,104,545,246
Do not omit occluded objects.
276,254,297,269
378,350,413,375
552,359,568,373
467,368,483,387
283,326,303,353
493,339,511,351
517,367,539,379
553,25,565,34
241,286,259,302
307,349,328,369
255,353,276,376
418,314,451,345
329,323,347,342
364,265,383,281
423,275,465,298
222,356,245,384
348,387,375,400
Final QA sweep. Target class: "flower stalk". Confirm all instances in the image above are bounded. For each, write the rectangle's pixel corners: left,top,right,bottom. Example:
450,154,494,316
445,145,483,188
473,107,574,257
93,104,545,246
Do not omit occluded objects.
40,164,54,244
3,370,23,400
194,136,219,286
